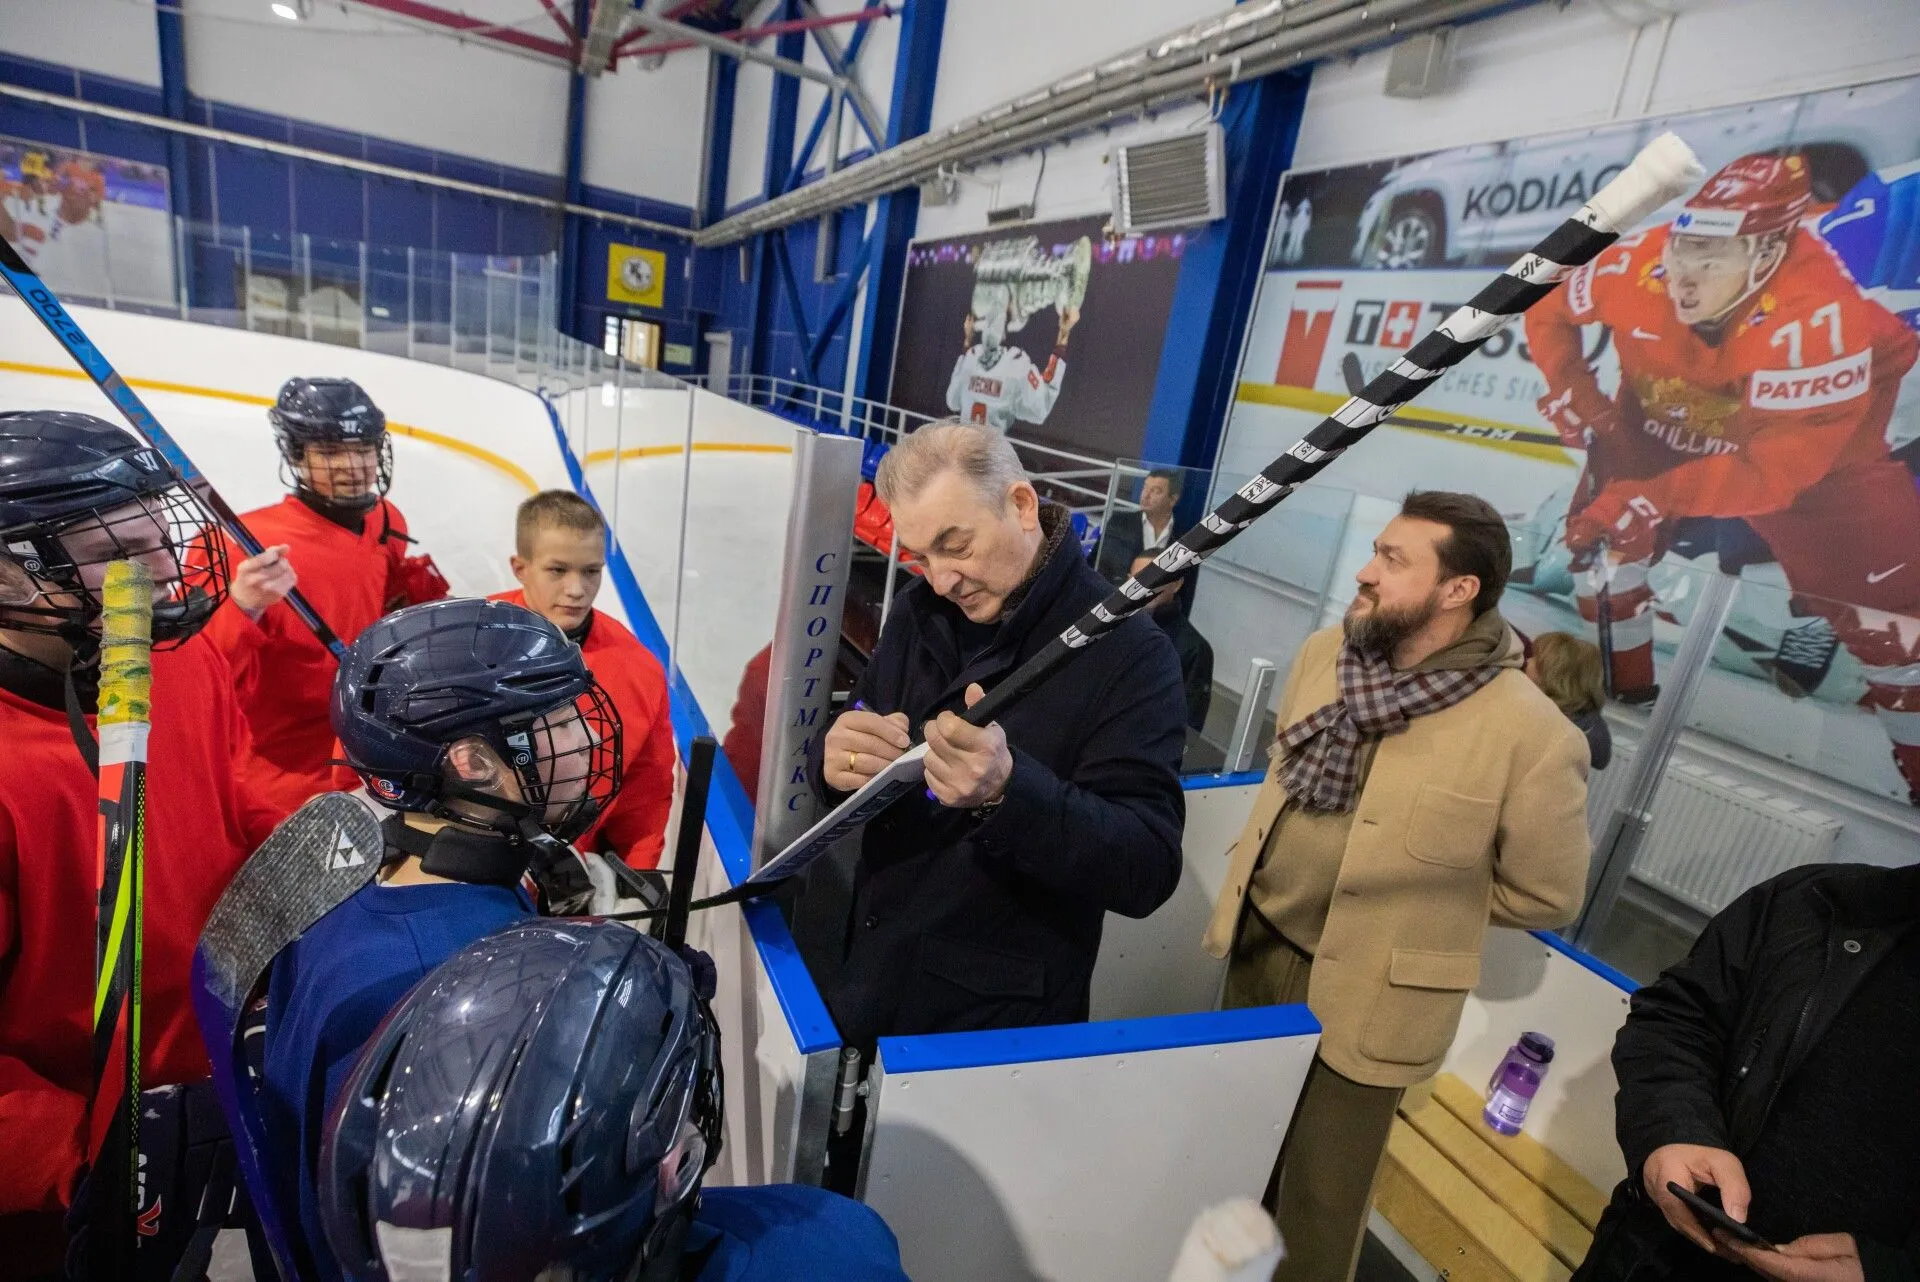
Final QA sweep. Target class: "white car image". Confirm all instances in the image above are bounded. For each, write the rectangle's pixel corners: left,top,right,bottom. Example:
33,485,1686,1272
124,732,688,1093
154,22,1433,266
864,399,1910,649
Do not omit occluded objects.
1350,77,1920,268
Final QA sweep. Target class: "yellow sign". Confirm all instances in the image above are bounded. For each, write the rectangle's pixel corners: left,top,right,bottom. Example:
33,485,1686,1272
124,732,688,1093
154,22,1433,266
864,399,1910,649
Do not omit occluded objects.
606,244,667,308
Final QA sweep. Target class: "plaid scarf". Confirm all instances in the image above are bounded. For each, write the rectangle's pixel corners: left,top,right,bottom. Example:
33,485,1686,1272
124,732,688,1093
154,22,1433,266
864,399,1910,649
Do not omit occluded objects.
1276,643,1502,813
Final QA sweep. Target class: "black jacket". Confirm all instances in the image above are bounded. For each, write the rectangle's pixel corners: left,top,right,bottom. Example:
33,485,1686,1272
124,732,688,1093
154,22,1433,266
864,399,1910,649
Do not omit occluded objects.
808,517,1187,1048
1575,862,1920,1282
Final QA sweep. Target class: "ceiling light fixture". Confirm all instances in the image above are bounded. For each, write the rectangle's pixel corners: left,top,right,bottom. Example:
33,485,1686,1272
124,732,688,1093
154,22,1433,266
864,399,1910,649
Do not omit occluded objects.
271,2,304,19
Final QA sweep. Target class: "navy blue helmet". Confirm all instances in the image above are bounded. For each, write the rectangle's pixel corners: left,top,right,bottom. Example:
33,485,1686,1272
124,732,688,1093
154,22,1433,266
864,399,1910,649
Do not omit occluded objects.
0,410,227,646
331,597,622,840
319,919,723,1281
269,376,392,510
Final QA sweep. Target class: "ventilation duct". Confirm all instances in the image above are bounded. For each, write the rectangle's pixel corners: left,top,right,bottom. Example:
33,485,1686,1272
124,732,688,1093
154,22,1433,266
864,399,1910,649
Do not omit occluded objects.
1113,124,1225,232
693,0,1531,246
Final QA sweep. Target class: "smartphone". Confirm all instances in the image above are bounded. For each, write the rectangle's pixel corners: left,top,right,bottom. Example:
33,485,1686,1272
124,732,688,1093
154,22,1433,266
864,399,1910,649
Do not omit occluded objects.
1666,1183,1774,1250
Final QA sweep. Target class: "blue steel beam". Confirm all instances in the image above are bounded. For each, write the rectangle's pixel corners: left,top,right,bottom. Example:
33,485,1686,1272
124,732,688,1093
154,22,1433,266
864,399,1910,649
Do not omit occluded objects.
787,15,873,192
852,0,944,407
745,2,809,383
558,0,591,337
154,0,193,227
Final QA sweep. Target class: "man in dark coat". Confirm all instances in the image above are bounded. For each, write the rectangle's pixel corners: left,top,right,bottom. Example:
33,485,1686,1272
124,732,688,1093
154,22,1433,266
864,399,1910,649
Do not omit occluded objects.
809,422,1187,1048
1574,861,1920,1282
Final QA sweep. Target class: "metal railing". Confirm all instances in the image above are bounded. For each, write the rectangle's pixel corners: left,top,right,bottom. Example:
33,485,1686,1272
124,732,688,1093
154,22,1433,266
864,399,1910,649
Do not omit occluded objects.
708,372,1136,514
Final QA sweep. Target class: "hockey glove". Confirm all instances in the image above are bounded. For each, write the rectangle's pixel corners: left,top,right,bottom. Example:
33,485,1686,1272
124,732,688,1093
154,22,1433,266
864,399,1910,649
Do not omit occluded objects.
1567,485,1666,564
387,553,451,610
1537,385,1625,451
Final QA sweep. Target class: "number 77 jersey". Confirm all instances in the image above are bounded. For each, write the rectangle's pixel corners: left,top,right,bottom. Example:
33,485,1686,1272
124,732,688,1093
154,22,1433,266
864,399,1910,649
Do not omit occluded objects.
1526,222,1919,520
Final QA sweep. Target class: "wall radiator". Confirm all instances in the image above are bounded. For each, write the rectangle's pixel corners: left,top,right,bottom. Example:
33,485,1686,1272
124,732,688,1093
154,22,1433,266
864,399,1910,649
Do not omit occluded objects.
1588,754,1842,918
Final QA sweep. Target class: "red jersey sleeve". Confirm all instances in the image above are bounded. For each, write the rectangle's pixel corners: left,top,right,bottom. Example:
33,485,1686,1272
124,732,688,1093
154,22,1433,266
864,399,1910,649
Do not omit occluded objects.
379,503,450,609
0,806,87,1216
591,652,676,870
1524,235,1645,430
199,640,292,847
1641,277,1920,519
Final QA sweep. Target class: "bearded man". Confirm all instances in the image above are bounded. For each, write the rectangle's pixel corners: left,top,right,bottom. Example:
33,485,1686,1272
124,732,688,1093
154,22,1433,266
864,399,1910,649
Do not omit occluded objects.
1201,489,1593,1282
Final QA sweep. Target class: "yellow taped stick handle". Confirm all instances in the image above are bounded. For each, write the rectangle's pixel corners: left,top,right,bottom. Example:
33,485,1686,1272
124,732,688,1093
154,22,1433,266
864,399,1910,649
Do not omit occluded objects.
97,561,154,766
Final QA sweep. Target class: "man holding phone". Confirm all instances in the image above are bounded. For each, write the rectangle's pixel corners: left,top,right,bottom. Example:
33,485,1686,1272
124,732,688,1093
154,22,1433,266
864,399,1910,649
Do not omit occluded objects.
1573,861,1920,1282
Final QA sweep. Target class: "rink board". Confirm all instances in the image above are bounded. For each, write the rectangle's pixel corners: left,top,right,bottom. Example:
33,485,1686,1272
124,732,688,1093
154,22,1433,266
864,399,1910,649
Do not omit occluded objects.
0,303,1588,1274
864,1008,1319,1282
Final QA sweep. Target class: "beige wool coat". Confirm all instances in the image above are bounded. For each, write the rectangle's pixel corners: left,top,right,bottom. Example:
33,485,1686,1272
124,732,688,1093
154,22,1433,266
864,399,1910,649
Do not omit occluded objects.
1202,624,1593,1088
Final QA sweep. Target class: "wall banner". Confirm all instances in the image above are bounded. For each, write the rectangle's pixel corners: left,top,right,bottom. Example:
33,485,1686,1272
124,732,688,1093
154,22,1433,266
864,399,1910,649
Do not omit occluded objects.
1223,75,1920,805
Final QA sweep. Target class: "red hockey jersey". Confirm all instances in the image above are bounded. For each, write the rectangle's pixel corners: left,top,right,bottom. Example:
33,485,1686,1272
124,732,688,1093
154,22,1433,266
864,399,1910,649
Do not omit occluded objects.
491,590,676,869
198,496,435,817
0,638,280,1251
1526,223,1920,518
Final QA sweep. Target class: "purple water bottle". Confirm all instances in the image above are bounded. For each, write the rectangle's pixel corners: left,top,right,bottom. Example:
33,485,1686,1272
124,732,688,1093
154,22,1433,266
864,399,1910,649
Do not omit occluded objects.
1484,1032,1554,1136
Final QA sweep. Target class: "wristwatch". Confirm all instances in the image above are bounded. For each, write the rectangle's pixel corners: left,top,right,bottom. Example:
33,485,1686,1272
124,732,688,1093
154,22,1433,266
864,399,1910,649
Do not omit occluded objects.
970,796,1005,822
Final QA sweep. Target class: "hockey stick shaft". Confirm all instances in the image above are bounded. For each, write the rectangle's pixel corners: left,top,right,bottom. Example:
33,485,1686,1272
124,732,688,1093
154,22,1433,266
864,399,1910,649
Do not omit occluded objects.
660,736,717,953
961,133,1704,731
0,234,349,660
90,561,153,1268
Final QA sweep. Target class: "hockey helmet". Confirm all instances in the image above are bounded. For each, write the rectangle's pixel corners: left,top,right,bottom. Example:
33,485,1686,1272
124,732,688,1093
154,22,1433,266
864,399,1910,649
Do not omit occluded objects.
331,597,622,840
1673,153,1813,241
319,918,722,1282
0,410,228,646
269,376,392,510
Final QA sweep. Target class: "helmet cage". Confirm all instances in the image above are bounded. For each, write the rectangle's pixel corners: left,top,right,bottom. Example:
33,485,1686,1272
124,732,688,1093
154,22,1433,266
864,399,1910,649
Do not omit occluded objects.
0,481,229,648
275,431,394,512
388,678,623,843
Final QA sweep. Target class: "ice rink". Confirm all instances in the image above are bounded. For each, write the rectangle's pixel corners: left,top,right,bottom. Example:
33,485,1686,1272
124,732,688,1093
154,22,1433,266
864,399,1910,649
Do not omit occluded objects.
0,302,800,745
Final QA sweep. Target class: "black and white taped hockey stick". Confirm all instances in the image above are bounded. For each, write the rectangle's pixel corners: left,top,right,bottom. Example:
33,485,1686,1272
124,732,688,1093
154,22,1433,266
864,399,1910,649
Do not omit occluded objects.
699,132,1704,909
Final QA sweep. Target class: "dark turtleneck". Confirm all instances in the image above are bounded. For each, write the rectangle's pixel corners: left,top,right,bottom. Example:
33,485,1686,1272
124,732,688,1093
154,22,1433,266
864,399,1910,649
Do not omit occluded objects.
295,488,373,534
0,637,97,713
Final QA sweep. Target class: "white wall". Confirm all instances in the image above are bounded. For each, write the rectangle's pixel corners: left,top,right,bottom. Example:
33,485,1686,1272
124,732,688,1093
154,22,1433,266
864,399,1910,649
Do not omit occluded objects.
726,60,777,210
926,0,1224,134
182,0,572,177
0,0,160,85
0,0,710,206
911,0,1228,239
584,52,710,207
1291,0,1920,172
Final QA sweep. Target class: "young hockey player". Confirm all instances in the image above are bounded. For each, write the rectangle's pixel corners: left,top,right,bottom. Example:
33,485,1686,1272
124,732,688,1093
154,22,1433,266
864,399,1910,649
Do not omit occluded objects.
1527,152,1920,798
318,918,913,1281
0,410,289,1274
494,490,675,868
251,596,621,1281
196,377,449,816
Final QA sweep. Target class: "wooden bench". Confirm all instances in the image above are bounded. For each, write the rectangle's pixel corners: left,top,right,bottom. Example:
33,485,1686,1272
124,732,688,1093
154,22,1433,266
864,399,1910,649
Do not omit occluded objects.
1373,1074,1611,1282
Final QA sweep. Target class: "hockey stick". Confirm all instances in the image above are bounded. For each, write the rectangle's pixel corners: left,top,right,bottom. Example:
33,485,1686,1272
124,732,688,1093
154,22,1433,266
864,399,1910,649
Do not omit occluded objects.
0,233,349,660
85,561,154,1271
697,133,1705,910
1337,351,1564,450
658,736,717,953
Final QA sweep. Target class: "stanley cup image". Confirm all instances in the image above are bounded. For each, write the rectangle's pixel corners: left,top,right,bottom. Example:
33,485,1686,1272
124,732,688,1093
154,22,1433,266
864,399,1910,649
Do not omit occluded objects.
948,234,1093,432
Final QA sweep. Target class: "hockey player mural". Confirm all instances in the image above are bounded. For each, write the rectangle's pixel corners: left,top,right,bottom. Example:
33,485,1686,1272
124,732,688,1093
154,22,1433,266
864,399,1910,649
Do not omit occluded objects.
1230,74,1920,807
1526,152,1920,800
945,233,1091,433
891,214,1187,461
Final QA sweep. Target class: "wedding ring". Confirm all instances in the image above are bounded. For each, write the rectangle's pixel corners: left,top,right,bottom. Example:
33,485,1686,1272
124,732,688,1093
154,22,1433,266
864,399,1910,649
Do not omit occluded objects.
848,750,859,773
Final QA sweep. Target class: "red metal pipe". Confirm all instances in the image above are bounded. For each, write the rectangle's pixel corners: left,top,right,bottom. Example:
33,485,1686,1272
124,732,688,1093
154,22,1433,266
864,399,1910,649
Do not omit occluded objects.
537,0,580,46
612,5,891,58
350,0,577,62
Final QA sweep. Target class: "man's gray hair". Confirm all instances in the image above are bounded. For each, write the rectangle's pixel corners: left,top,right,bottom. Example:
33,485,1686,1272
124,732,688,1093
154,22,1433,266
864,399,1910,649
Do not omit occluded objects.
874,420,1030,507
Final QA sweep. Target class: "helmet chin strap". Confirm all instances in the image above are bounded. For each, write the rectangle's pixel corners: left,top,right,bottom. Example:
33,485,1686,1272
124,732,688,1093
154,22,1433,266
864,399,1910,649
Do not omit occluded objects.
385,811,530,887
